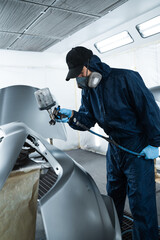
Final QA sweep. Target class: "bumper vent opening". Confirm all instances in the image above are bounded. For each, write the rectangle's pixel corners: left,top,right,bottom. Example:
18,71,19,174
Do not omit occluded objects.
38,168,58,199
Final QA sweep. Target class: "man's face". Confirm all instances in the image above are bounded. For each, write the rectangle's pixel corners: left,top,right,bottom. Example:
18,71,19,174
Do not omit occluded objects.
76,66,92,89
78,66,91,77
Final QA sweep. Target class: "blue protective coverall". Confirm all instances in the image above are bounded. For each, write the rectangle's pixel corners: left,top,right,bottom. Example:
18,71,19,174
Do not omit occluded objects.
69,55,160,240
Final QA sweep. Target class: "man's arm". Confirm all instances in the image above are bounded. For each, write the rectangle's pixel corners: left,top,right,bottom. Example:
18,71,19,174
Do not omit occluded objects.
69,89,96,131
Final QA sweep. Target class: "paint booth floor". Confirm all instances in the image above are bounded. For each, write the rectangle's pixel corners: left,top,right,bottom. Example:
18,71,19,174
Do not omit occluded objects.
35,148,160,240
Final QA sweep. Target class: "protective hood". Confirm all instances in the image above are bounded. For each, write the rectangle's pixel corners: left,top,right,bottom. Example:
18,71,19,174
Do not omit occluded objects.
86,55,111,79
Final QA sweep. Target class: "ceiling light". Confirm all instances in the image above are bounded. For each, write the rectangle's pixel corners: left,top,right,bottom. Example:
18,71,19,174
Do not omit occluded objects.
136,15,160,38
94,31,133,53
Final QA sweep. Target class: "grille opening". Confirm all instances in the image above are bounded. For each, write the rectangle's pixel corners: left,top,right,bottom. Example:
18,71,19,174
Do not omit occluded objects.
121,211,133,240
122,211,160,240
38,168,58,199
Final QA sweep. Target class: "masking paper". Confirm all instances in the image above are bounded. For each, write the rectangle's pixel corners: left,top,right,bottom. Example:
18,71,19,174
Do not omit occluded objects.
0,169,40,240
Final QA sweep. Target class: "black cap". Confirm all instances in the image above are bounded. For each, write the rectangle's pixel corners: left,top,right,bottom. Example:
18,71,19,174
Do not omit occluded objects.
66,46,93,81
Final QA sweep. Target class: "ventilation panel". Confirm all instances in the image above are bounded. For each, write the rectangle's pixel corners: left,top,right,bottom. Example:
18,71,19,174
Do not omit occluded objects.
9,34,59,52
0,0,129,52
0,0,46,33
0,32,20,48
26,8,96,39
28,0,55,5
52,0,128,17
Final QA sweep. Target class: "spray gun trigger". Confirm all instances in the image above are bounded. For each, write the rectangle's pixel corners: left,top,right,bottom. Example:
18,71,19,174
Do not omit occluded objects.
54,106,68,120
59,113,68,119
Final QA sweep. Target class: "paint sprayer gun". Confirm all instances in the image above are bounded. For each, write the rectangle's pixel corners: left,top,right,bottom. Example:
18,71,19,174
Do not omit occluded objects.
34,88,67,125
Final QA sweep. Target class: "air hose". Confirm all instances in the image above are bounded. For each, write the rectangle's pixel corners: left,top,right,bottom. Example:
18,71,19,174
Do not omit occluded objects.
75,121,145,157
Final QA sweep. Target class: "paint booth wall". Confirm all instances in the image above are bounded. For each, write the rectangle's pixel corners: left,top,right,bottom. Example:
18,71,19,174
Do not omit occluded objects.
0,50,79,150
0,41,160,154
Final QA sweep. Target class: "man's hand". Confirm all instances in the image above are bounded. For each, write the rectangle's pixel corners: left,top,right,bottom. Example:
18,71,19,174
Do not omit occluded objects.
139,145,159,159
56,108,73,123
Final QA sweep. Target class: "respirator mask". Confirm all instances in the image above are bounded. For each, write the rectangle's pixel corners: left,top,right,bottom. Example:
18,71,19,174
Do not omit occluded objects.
76,71,102,89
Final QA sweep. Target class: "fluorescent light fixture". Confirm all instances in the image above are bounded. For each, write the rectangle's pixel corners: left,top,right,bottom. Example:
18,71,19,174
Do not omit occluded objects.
136,15,160,38
95,31,133,53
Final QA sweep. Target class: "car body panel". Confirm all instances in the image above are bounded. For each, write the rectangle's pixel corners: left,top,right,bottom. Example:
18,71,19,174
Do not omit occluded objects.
0,121,121,240
0,85,121,239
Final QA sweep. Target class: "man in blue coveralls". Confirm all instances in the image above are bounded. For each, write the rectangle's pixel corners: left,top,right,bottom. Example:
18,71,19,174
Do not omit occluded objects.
58,46,160,239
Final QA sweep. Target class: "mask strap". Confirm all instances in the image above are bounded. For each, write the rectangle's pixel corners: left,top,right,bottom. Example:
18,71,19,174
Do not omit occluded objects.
86,59,90,77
